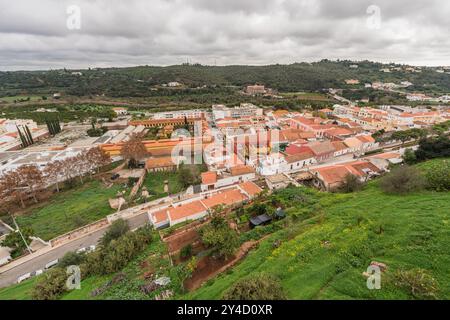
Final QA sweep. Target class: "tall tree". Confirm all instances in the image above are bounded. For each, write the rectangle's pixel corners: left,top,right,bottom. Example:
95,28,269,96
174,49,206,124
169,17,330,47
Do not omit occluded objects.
44,160,64,192
16,165,43,204
120,133,148,168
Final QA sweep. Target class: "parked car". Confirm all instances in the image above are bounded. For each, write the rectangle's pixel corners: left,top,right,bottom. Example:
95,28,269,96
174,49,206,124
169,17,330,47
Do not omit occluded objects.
45,259,59,270
76,247,87,254
88,245,96,252
17,273,31,283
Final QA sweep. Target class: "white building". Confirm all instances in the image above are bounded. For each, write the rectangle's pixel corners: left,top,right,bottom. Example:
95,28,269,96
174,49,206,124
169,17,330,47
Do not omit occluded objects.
212,103,263,120
257,152,316,176
152,109,205,120
200,166,256,192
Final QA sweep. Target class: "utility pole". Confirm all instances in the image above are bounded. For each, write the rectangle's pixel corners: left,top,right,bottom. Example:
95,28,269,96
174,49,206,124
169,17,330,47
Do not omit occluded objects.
9,187,33,254
12,215,33,254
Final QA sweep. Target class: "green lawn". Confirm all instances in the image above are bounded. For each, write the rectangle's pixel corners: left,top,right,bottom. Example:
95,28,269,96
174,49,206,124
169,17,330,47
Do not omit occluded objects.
186,161,450,300
0,277,38,300
142,171,184,200
16,180,127,241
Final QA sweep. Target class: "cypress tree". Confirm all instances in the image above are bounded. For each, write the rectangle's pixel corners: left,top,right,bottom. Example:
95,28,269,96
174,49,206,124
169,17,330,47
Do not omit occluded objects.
25,125,34,144
17,126,28,147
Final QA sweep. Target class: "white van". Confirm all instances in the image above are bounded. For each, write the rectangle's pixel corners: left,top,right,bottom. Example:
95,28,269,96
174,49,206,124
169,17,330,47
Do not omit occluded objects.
76,247,86,254
17,273,31,283
44,259,59,269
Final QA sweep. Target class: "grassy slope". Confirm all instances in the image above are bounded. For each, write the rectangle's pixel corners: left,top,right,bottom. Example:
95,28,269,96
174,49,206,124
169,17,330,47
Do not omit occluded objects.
0,277,38,300
187,161,450,299
16,180,126,241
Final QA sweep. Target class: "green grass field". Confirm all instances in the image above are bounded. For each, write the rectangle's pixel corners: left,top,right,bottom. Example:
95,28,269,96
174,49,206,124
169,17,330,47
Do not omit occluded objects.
186,160,450,300
142,171,184,200
0,277,38,300
16,180,127,241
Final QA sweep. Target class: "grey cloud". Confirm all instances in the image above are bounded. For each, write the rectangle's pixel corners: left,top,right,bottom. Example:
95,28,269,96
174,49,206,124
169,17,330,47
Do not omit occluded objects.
0,0,449,70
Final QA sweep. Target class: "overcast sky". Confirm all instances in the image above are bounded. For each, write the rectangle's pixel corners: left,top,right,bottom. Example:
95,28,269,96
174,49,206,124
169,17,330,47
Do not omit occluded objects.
0,0,449,70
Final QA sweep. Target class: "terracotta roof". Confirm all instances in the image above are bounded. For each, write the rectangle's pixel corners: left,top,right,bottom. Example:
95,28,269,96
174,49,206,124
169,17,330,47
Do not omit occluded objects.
230,165,255,176
343,137,363,148
238,181,263,197
152,209,169,224
356,135,375,143
313,160,380,186
298,131,316,139
325,127,353,137
201,171,217,185
285,144,311,156
308,141,335,155
331,141,348,151
201,189,248,209
314,166,351,185
285,151,314,163
346,161,381,175
168,200,207,222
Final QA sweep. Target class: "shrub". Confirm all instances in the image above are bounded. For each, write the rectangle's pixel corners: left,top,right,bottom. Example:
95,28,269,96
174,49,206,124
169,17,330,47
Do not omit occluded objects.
200,216,239,259
100,219,130,247
394,268,439,299
424,160,450,191
58,251,86,268
180,244,193,259
415,135,450,161
402,148,417,165
32,268,68,300
337,174,366,193
380,166,425,194
222,273,286,300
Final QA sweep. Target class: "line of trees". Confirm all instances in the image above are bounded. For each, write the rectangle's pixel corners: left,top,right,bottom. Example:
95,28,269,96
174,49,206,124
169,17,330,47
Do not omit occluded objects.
17,125,34,147
0,147,110,209
46,119,61,136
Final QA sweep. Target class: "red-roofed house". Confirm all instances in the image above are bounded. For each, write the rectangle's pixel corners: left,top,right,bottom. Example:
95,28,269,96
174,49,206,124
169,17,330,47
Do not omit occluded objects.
311,160,382,190
238,181,263,198
168,200,208,226
308,141,336,162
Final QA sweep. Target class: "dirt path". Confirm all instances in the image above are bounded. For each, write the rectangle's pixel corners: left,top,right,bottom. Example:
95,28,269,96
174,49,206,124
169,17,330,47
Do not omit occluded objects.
185,235,271,291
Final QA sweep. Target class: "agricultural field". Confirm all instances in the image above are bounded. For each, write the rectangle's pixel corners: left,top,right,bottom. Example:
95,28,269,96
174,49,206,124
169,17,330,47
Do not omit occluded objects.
0,95,44,103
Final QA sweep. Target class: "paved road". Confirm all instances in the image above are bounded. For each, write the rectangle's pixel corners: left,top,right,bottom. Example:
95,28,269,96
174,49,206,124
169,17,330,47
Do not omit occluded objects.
0,211,150,289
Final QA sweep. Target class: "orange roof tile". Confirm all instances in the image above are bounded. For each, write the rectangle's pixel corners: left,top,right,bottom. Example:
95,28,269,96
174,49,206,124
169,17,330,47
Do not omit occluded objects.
168,200,207,222
201,171,217,185
356,135,375,143
201,189,248,209
152,209,169,224
238,181,263,197
230,165,255,176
